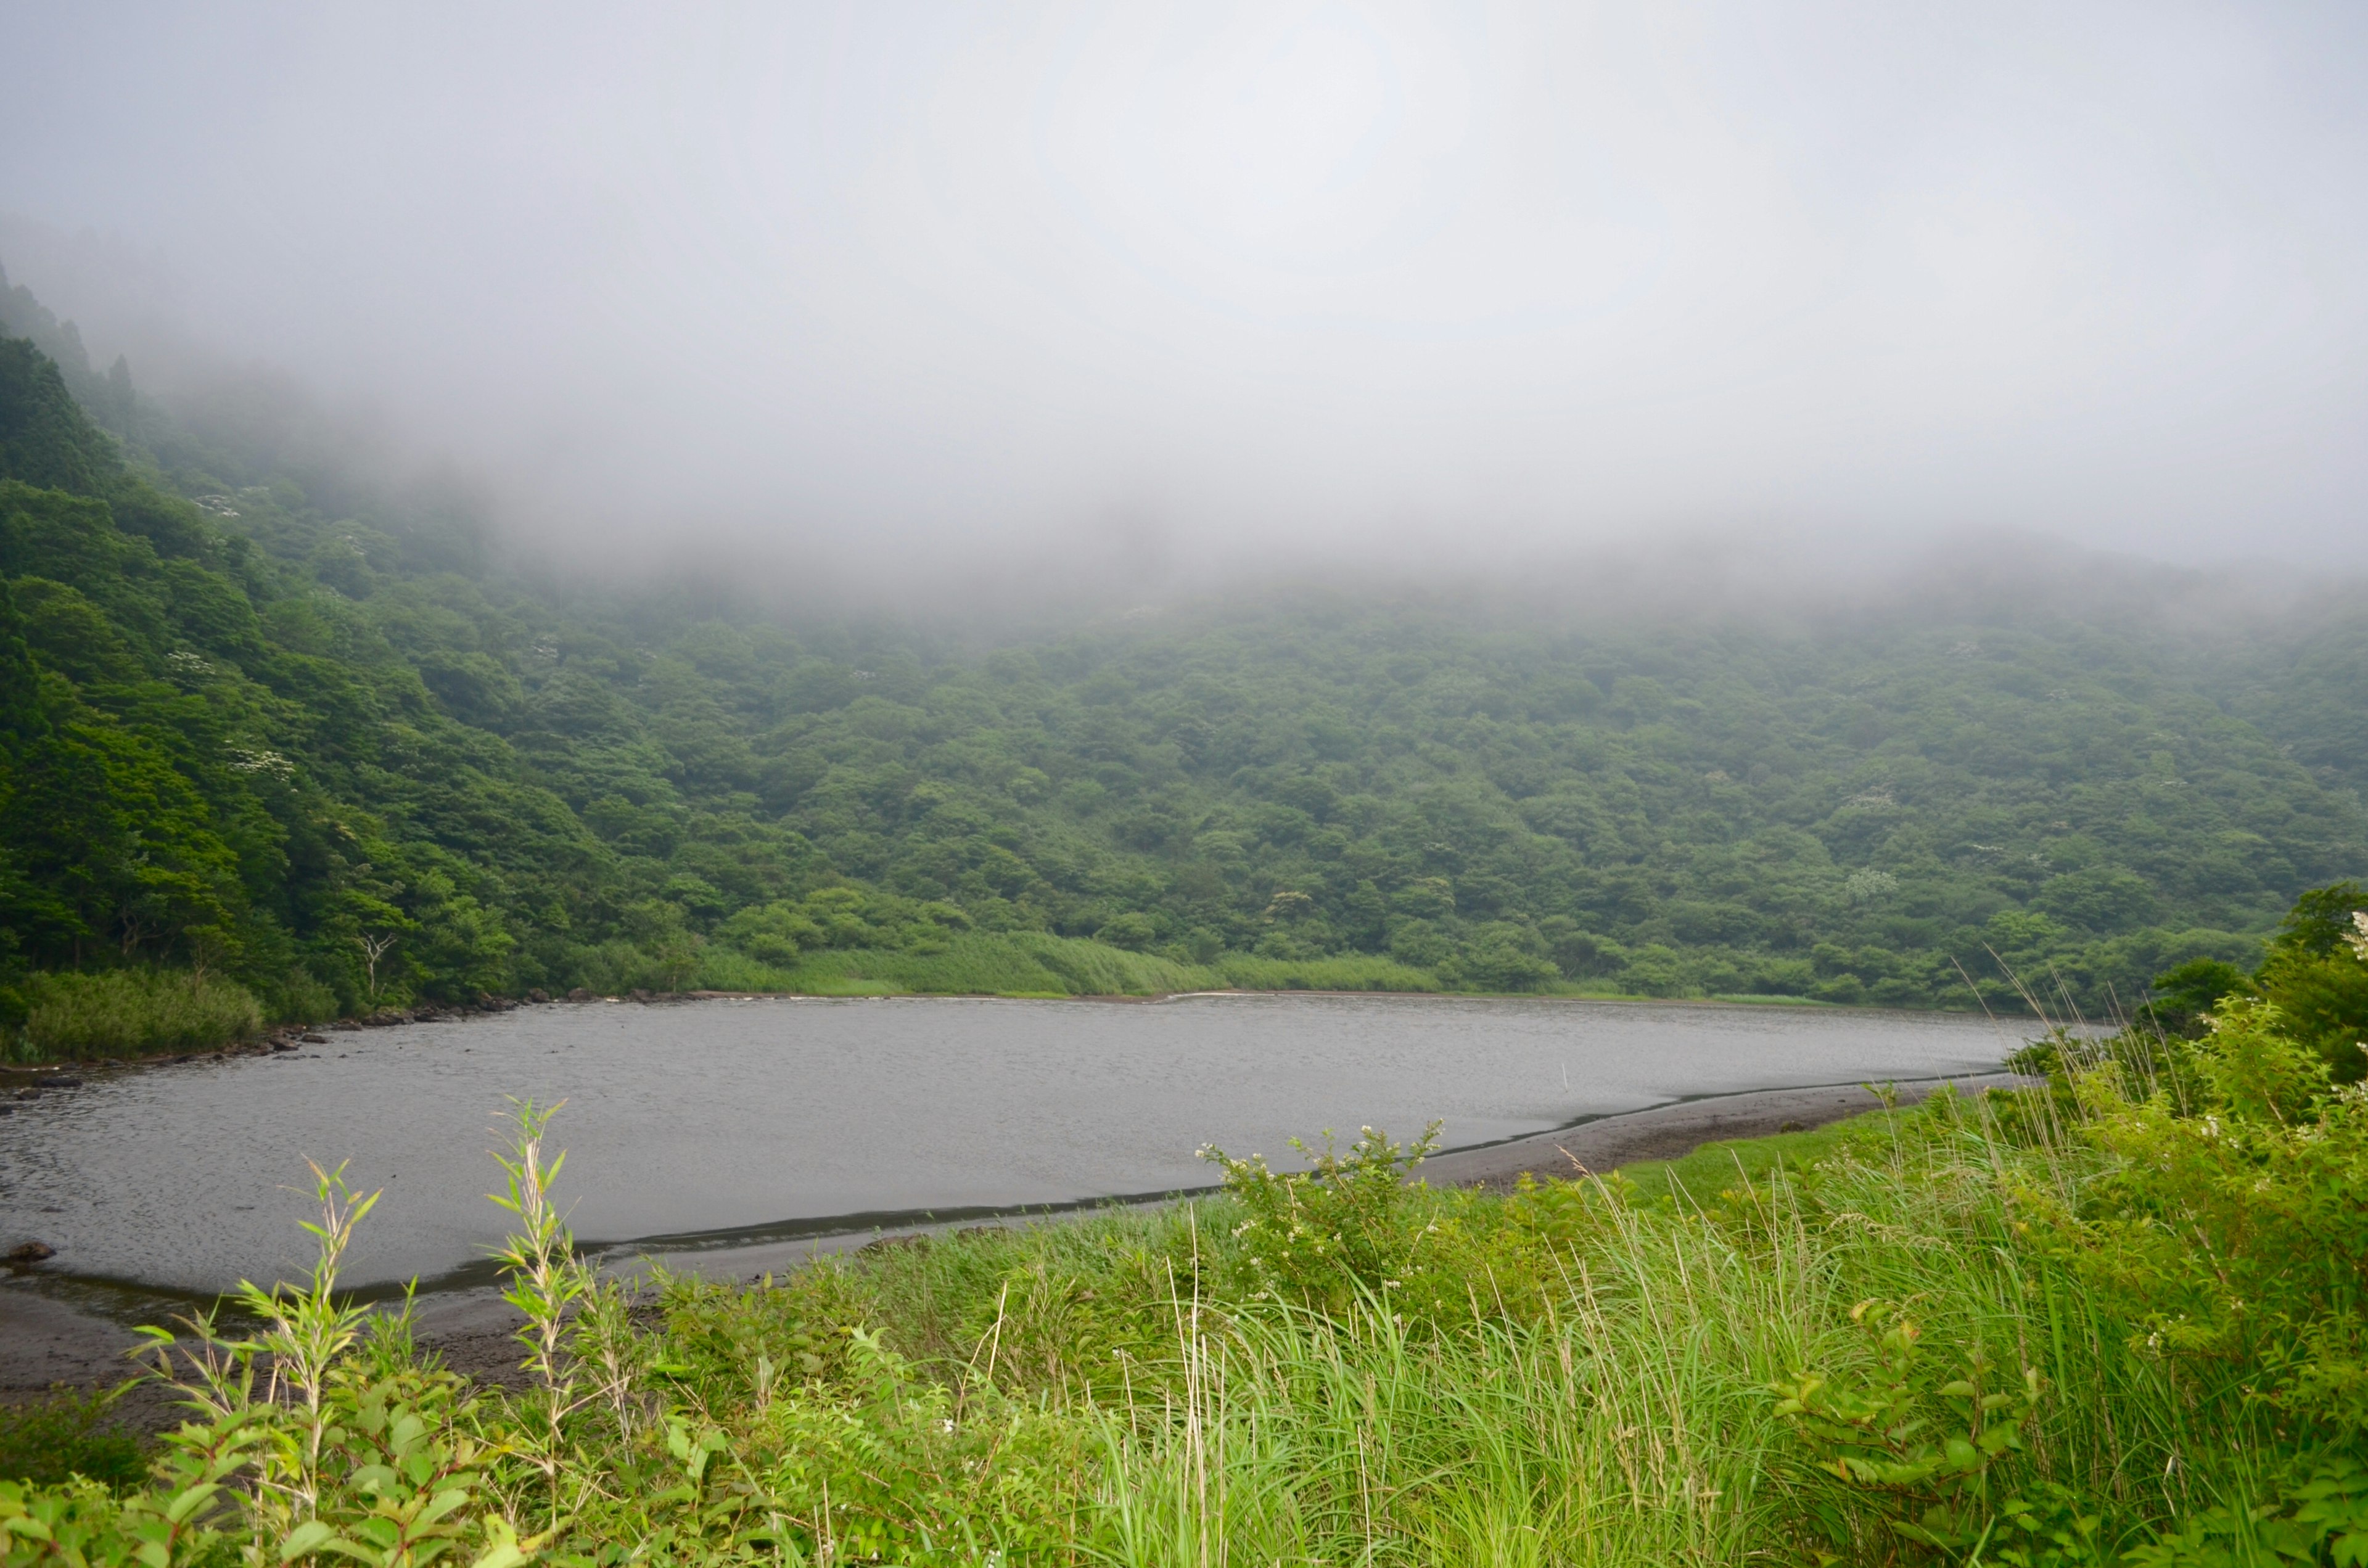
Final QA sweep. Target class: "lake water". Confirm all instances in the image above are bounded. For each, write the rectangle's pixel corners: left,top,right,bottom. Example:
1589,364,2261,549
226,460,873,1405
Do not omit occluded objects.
0,995,2024,1295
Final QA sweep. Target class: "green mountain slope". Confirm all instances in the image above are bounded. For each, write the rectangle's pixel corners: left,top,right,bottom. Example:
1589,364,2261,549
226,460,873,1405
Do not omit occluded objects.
0,274,2362,1035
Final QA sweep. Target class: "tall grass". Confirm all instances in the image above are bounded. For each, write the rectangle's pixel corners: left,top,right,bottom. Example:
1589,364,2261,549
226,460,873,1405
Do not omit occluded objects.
14,968,262,1059
813,1093,2208,1564
1211,952,1439,991
773,932,1212,996
694,934,1443,998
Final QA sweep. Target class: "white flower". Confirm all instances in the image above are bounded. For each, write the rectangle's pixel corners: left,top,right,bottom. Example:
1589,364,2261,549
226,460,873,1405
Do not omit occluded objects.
1846,868,1898,902
227,747,295,779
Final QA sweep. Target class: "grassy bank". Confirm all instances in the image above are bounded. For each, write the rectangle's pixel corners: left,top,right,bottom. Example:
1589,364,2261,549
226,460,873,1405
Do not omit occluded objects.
10,1001,2366,1564
0,941,1826,1062
2,969,263,1062
696,933,1544,999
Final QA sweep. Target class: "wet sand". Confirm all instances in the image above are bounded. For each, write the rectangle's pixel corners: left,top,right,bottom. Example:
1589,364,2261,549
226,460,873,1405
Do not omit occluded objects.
1,1071,2024,1415
1420,1071,2026,1188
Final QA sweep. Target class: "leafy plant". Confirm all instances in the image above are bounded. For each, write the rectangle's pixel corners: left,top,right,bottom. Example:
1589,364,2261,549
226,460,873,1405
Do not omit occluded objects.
1771,1299,2047,1555
0,1389,146,1488
2124,1453,2368,1566
1199,1120,1442,1310
17,969,261,1059
485,1098,597,1522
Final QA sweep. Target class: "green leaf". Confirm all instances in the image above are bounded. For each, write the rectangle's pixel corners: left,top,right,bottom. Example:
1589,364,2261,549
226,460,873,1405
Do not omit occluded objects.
162,1482,220,1525
281,1519,340,1561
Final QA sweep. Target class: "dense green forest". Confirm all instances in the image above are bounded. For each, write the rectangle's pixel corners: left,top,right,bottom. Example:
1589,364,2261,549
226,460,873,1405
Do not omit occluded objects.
3,261,2366,1044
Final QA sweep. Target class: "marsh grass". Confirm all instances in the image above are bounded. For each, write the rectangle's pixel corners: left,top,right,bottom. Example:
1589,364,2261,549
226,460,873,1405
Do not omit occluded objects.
12,968,262,1060
707,1039,2351,1564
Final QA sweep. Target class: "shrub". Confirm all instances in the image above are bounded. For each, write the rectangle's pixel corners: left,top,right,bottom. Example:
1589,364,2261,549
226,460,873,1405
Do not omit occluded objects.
17,968,262,1059
0,1389,146,1488
263,965,339,1025
1199,1121,1442,1310
1214,952,1437,991
2023,998,2368,1435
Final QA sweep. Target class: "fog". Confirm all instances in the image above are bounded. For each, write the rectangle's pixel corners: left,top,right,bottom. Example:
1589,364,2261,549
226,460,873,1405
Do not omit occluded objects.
4,2,2366,593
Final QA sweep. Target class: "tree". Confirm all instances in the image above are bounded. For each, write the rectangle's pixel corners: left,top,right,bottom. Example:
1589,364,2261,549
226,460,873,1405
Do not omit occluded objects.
404,869,516,1001
0,577,45,745
0,339,118,495
356,931,399,1004
0,716,242,965
104,355,134,436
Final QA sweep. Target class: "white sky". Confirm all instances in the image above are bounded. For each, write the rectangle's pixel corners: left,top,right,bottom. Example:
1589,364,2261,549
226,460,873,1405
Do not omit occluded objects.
4,2,2365,585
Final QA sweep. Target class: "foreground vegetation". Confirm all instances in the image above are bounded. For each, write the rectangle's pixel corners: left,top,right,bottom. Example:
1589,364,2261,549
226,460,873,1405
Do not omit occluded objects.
7,263,2368,1051
9,979,2368,1564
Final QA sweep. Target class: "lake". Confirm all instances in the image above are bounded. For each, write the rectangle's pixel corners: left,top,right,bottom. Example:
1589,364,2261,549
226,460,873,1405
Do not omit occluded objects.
0,994,2024,1295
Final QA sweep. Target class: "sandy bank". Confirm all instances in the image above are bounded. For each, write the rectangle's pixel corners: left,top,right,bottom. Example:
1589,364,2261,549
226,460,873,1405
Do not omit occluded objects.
1420,1071,2028,1189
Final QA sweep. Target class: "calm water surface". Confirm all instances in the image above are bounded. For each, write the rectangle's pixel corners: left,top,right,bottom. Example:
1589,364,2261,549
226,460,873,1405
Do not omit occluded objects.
0,995,2022,1293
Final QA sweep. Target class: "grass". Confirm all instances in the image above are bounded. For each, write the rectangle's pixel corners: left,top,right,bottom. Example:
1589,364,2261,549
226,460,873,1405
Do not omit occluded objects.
1208,952,1439,991
0,1389,146,1488
1614,1105,1906,1204
696,934,1448,999
801,1107,2098,1564
11,968,263,1061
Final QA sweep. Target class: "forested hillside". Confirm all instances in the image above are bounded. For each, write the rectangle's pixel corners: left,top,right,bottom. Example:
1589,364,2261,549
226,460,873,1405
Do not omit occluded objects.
3,264,2365,1038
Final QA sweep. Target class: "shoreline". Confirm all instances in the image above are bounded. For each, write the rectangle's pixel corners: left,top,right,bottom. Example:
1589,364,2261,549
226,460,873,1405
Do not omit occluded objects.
2,988,2015,1083
1,1070,2023,1419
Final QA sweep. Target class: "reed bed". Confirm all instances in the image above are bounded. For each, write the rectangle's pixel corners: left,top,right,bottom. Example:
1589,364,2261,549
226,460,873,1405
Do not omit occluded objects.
10,968,261,1060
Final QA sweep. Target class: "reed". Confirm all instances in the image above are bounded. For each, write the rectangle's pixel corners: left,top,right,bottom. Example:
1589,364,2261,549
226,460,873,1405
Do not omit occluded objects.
12,967,262,1059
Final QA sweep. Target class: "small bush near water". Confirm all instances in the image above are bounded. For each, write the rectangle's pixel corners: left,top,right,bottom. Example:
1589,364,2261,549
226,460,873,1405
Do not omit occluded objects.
0,1390,145,1490
10,969,262,1060
10,1001,2368,1563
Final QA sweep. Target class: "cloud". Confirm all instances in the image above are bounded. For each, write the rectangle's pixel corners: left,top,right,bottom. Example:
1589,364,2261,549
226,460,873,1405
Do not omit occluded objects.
4,1,2366,589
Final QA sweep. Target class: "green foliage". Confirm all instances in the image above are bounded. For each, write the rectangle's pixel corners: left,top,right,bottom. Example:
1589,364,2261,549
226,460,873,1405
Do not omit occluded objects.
1200,1121,1443,1310
1616,1104,1906,1205
0,1390,146,1489
0,337,115,496
2147,955,2251,1032
2020,998,2368,1434
1205,951,1434,991
2124,1456,2368,1567
14,968,261,1059
1770,1300,2047,1554
773,930,1211,998
2249,895,2368,1078
2274,882,2368,961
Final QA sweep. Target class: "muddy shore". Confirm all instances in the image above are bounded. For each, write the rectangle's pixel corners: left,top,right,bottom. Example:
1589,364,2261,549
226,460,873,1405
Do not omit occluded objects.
1,1070,2020,1423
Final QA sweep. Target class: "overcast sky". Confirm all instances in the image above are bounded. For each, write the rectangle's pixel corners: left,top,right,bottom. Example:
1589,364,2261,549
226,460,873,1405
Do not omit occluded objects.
3,1,2365,586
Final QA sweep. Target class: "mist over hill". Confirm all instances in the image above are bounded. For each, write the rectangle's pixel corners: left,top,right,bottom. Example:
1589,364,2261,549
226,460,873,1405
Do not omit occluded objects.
4,264,2364,1029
